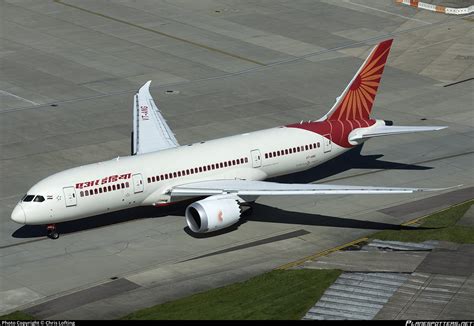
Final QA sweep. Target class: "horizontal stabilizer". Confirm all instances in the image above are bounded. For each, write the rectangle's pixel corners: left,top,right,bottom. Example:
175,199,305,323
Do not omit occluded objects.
349,125,447,142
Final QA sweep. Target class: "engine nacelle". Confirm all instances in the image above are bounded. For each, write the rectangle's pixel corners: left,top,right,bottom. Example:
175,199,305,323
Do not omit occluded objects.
185,195,242,233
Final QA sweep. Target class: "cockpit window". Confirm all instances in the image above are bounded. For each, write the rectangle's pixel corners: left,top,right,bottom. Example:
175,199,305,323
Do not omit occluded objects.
23,195,35,202
33,195,45,202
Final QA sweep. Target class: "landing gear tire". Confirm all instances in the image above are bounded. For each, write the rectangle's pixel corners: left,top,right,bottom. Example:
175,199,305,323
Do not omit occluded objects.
241,204,253,217
246,206,253,215
48,231,59,240
46,224,59,240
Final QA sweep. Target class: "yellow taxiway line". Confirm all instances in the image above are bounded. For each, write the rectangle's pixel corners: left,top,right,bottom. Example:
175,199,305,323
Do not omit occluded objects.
277,237,369,270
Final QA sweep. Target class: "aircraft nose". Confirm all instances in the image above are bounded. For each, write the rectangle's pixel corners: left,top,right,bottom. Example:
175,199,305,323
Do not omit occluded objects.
11,204,26,224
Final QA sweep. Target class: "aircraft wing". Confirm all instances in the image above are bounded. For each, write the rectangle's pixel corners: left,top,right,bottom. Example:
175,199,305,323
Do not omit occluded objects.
170,179,448,197
132,81,179,155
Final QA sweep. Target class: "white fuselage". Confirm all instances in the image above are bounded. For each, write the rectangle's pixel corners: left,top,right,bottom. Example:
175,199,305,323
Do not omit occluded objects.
12,126,349,225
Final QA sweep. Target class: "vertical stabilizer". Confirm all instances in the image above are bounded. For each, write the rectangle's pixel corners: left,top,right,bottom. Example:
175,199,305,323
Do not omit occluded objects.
322,39,393,122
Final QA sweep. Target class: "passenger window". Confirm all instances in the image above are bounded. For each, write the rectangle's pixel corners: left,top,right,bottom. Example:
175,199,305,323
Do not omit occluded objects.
95,189,98,194
305,145,309,150
173,172,177,178
80,191,84,197
147,177,151,183
245,157,248,163
220,163,223,168
112,185,116,191
85,190,89,196
99,188,103,194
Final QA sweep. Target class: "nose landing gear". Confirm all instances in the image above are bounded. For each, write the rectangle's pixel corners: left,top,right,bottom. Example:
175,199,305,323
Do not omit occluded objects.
47,224,59,239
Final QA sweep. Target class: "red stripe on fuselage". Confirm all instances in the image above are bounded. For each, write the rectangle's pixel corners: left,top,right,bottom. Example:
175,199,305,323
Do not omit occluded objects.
287,119,376,148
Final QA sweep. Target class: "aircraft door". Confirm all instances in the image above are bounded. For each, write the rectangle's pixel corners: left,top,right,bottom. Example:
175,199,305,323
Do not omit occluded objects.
63,187,77,207
323,135,332,153
250,149,262,168
132,173,144,193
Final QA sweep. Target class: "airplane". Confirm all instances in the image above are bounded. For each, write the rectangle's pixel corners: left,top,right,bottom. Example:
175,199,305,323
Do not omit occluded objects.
11,39,449,239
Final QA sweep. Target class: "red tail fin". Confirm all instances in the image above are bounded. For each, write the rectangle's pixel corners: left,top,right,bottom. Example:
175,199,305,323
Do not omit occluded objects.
326,39,393,121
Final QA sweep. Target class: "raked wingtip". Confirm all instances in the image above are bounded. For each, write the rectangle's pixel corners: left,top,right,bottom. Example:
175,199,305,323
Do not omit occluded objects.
427,184,464,192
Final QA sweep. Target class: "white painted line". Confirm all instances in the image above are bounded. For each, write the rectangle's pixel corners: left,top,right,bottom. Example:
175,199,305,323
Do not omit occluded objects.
344,0,432,25
0,90,39,106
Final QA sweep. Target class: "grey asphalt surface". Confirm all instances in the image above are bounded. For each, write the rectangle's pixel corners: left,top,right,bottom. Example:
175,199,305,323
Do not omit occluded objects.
0,0,472,319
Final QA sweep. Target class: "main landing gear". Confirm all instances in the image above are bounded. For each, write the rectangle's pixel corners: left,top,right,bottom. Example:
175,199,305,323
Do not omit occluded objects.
47,224,59,240
241,203,254,217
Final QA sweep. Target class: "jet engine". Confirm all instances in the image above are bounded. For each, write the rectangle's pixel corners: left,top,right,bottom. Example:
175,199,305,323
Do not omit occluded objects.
185,195,243,233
